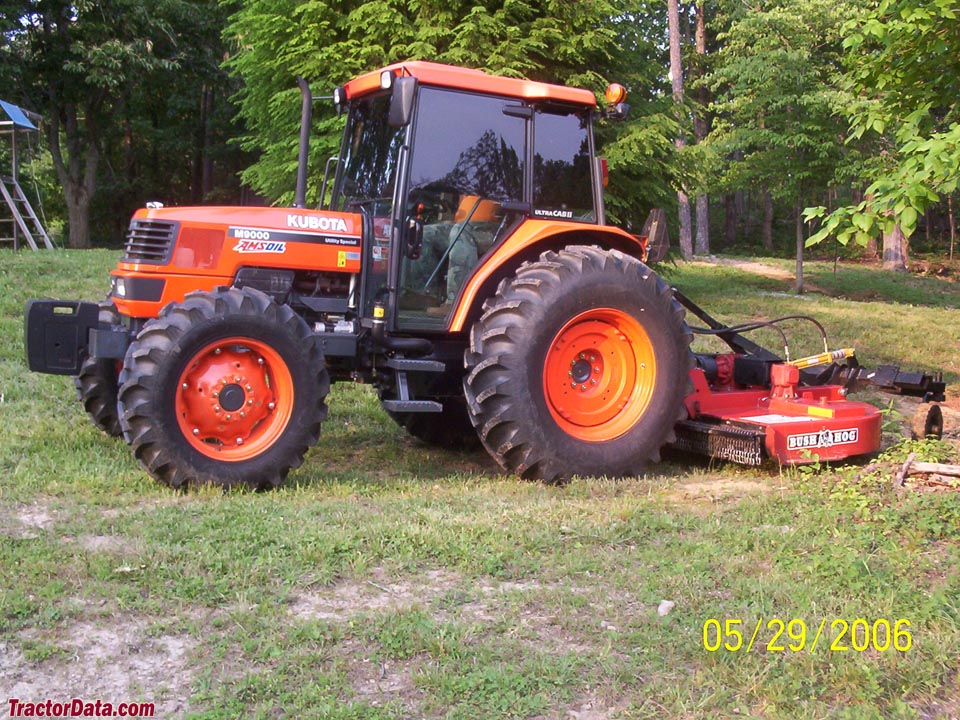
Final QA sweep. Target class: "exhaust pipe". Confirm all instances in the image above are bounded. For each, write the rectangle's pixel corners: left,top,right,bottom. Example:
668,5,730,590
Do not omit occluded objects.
294,76,312,208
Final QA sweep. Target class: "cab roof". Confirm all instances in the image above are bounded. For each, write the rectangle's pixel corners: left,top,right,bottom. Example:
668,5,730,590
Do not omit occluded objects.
342,61,597,108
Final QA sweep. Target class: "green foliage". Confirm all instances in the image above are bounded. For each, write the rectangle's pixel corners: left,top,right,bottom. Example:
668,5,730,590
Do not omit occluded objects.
223,0,680,220
0,0,247,246
806,0,960,246
705,0,853,205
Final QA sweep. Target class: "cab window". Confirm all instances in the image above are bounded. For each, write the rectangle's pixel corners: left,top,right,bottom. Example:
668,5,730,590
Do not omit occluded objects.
533,108,594,222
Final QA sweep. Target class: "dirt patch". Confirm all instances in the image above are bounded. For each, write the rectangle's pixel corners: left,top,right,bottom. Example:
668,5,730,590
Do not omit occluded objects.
1,617,196,717
68,534,139,555
345,646,424,710
0,498,59,539
288,567,462,621
565,695,631,720
690,257,827,293
666,477,774,511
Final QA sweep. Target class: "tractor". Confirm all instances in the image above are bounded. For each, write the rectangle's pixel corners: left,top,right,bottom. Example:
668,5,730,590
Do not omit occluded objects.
25,62,946,489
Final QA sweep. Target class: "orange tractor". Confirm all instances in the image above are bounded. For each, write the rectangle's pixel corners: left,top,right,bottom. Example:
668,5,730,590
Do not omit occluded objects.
25,62,945,488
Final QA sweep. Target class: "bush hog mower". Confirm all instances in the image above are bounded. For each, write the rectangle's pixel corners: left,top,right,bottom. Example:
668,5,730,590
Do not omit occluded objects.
24,62,947,488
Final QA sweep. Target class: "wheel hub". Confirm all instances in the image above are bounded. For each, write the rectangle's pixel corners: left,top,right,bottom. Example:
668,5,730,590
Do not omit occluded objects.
175,339,291,459
571,358,595,385
543,309,656,442
218,383,246,412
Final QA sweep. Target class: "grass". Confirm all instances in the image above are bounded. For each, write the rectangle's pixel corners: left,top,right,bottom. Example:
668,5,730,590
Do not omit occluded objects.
1,249,959,719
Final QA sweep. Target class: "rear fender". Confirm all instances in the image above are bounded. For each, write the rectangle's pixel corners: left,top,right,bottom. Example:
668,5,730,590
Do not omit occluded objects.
448,220,647,333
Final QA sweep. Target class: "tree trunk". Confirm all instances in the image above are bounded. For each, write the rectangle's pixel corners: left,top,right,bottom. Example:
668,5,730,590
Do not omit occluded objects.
46,102,99,249
795,201,804,294
692,1,709,256
882,222,909,271
949,194,956,261
761,188,774,252
668,0,693,259
65,189,92,249
724,194,737,248
695,196,709,255
193,85,215,203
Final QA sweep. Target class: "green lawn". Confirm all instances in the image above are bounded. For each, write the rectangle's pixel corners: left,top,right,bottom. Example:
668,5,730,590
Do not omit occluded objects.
1,250,958,719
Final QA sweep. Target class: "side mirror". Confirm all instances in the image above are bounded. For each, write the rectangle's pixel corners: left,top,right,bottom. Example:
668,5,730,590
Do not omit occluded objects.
388,76,418,128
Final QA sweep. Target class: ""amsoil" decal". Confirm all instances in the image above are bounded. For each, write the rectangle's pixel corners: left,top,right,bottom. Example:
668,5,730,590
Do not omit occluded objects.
232,239,286,254
787,428,859,450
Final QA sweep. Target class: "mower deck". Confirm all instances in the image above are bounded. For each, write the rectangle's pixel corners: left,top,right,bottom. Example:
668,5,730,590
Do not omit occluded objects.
674,368,882,465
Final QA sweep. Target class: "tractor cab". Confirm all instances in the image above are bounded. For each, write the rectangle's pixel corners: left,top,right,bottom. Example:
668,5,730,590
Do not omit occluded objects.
327,63,615,335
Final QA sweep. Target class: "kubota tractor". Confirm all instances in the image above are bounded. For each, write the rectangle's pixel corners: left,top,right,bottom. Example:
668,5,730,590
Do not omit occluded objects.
25,62,946,489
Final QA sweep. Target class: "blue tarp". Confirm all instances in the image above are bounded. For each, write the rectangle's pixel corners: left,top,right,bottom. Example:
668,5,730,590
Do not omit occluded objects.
0,100,37,130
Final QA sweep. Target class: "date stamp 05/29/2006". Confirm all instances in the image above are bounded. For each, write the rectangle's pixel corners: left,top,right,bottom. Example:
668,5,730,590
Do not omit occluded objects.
702,618,914,654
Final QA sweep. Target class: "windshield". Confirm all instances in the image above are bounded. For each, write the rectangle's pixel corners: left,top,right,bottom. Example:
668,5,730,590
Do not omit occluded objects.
333,93,406,212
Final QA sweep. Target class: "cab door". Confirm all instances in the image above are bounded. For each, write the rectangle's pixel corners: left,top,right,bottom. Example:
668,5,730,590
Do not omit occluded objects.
395,87,527,331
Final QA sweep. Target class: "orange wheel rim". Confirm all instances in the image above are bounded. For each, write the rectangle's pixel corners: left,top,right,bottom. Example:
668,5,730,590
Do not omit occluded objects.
175,337,294,461
543,308,656,442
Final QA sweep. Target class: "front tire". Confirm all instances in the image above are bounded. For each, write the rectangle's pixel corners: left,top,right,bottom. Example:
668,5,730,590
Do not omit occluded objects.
117,288,329,490
463,246,692,483
74,299,123,437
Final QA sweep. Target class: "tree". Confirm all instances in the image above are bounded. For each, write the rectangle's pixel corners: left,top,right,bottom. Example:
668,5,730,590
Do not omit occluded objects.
1,0,242,247
667,0,693,258
692,0,709,256
805,0,960,264
2,1,177,247
706,0,852,269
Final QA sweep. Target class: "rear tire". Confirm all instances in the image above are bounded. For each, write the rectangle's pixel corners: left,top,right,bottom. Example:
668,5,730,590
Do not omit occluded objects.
463,246,692,483
118,287,329,490
74,300,123,437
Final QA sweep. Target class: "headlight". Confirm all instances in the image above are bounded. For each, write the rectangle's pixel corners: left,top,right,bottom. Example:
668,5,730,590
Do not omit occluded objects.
113,277,126,298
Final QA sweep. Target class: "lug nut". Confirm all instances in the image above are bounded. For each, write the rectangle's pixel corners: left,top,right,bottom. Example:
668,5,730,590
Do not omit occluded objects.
258,358,264,366
591,378,598,384
570,382,577,388
234,376,241,382
245,385,252,391
236,438,243,445
240,411,245,418
214,348,221,355
225,414,232,421
247,399,253,406
568,371,573,377
213,405,221,413
581,384,588,391
212,391,219,398
268,402,275,410
579,353,585,359
589,355,596,362
192,428,200,435
182,382,189,390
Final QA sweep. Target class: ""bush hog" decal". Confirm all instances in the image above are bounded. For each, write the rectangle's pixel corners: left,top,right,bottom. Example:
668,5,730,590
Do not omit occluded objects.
787,428,859,450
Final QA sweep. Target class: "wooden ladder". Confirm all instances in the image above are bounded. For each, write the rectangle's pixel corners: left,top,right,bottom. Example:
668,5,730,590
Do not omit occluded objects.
0,176,53,250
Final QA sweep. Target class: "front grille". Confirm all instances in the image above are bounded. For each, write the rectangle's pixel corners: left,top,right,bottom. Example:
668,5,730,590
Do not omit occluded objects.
122,219,178,263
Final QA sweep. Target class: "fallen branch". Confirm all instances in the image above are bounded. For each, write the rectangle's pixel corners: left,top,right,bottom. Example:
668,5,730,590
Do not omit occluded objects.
895,452,916,488
905,461,960,478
